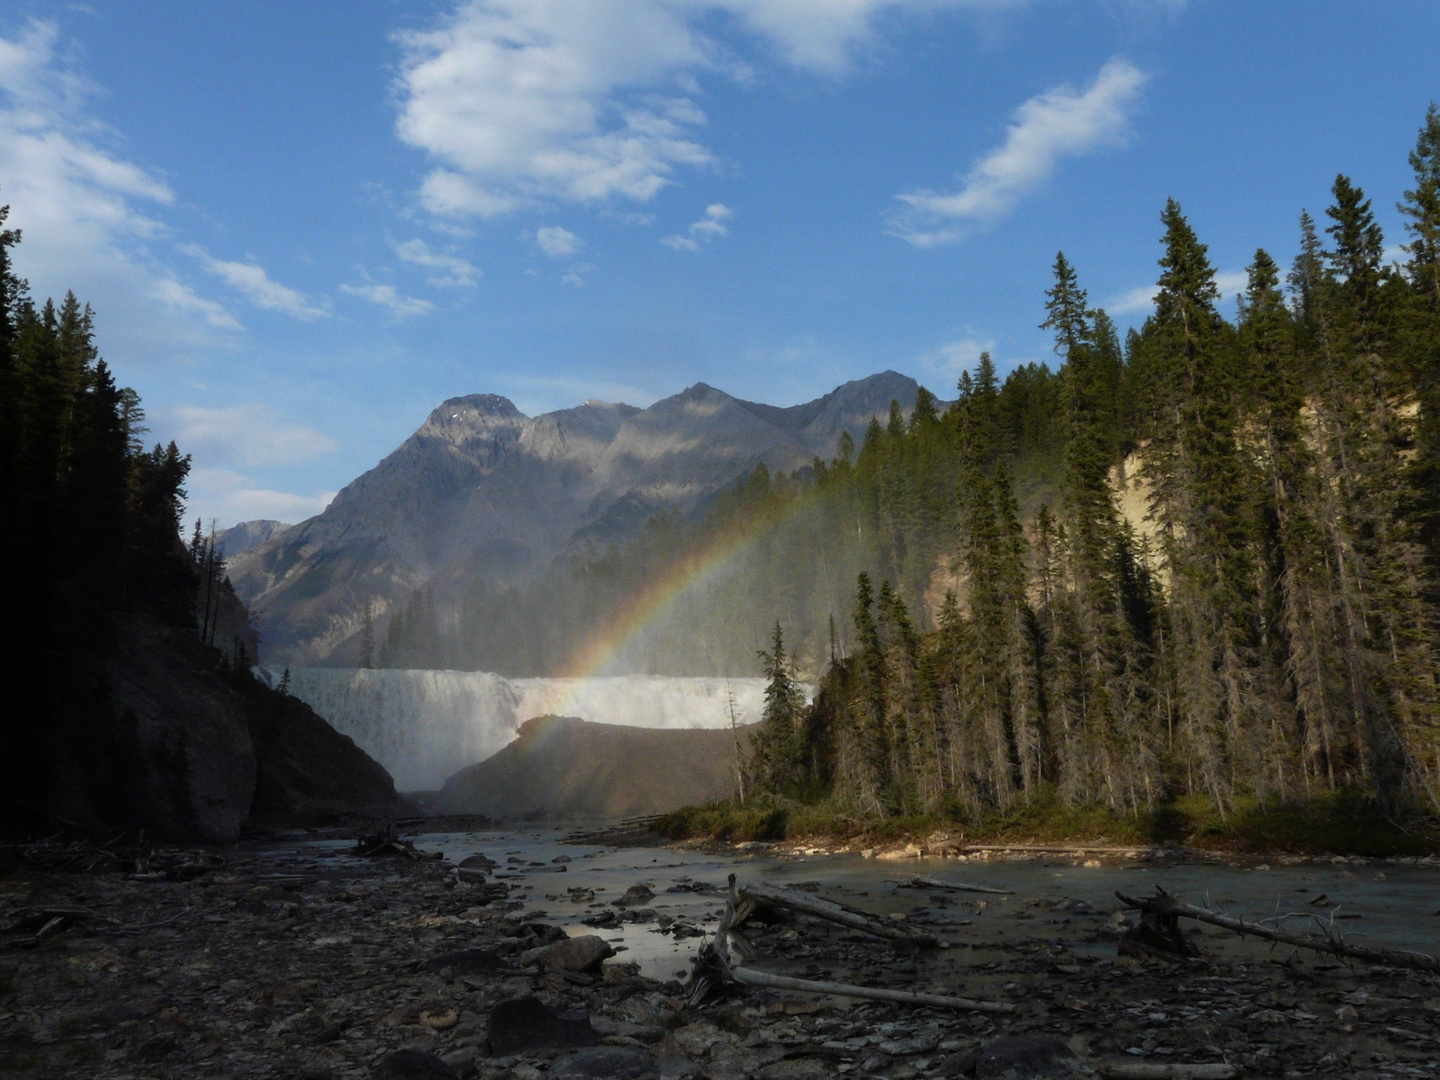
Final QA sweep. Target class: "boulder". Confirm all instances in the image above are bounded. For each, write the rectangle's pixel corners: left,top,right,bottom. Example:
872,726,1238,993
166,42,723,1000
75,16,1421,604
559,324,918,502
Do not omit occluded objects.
525,935,615,973
974,1035,1080,1077
551,1046,659,1079
487,996,598,1055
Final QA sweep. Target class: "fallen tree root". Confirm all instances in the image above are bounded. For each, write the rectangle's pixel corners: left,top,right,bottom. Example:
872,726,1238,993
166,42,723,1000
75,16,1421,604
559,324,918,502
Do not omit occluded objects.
905,875,1012,896
689,875,1010,1014
737,881,940,948
1116,887,1440,975
1097,1063,1240,1079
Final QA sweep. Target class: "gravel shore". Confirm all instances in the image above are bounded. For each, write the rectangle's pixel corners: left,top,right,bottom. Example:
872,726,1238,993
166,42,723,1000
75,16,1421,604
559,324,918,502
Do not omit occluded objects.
2,829,1437,1079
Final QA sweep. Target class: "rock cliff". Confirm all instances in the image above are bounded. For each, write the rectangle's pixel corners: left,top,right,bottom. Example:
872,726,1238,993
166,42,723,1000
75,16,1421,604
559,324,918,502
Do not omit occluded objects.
433,715,755,820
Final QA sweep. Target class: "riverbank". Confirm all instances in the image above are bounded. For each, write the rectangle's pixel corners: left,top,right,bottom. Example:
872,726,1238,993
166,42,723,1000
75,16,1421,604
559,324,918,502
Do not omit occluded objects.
656,789,1440,860
3,824,1439,1079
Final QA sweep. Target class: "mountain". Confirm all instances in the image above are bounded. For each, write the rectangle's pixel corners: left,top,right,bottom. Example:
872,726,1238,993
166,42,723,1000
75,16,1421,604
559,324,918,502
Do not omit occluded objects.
431,715,753,819
216,519,291,558
228,371,922,665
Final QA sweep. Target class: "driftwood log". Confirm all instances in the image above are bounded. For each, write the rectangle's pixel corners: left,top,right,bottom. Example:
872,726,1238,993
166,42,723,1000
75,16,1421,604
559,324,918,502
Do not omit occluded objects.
352,830,443,860
905,875,1012,896
1117,887,1440,975
736,882,941,948
689,875,1011,1014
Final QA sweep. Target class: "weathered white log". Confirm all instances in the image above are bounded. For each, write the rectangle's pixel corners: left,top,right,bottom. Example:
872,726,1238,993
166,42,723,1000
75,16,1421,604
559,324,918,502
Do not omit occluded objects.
1117,888,1440,974
737,882,940,948
1097,1062,1240,1079
686,875,1010,1014
906,875,1012,896
725,964,1013,1014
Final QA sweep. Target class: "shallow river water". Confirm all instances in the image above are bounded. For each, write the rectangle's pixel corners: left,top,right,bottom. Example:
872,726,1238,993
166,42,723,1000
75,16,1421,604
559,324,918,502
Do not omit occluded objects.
302,828,1440,982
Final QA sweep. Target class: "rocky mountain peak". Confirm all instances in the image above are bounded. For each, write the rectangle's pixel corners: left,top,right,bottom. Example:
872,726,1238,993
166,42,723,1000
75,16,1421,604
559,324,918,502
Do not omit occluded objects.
229,371,933,664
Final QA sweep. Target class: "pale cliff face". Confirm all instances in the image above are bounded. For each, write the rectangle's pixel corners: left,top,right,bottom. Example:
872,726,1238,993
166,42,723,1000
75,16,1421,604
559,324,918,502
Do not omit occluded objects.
227,373,923,665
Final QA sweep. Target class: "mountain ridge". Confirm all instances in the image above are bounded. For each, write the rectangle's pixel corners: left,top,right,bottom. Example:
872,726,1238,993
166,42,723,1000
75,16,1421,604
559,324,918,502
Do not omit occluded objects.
228,371,926,665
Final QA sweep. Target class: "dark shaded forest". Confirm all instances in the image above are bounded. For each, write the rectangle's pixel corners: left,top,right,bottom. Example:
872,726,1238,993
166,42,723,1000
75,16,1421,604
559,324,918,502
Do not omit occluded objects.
393,109,1440,822
0,196,263,829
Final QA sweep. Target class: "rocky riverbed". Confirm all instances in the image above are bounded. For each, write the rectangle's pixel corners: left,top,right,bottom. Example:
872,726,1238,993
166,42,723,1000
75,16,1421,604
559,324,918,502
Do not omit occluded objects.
2,827,1438,1079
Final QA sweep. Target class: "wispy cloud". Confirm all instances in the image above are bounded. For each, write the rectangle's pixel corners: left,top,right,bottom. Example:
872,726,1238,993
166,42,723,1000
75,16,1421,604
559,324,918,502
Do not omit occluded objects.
1107,268,1250,317
888,58,1147,247
561,263,594,287
535,225,583,258
393,2,1008,221
1107,283,1158,316
0,19,239,355
923,334,998,377
149,276,242,330
187,467,335,529
339,282,436,319
394,237,480,287
167,403,338,468
661,202,732,251
183,245,327,320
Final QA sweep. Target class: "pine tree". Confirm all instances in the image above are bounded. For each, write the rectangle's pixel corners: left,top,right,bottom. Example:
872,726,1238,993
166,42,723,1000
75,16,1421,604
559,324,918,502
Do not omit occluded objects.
1399,103,1440,306
753,622,807,792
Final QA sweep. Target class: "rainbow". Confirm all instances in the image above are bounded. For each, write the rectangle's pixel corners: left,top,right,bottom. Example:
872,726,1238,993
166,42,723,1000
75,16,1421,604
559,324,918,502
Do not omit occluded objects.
522,497,805,720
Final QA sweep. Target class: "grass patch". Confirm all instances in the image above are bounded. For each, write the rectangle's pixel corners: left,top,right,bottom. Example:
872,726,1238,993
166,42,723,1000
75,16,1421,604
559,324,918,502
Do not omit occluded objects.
1180,789,1439,857
657,787,1440,857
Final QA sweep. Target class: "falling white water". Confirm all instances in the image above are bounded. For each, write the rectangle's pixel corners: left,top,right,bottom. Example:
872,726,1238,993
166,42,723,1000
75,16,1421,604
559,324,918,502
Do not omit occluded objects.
267,669,795,791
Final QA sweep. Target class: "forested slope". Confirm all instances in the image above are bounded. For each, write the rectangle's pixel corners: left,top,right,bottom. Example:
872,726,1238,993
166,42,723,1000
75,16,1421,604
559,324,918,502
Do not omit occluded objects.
399,110,1440,825
0,196,405,836
742,109,1440,824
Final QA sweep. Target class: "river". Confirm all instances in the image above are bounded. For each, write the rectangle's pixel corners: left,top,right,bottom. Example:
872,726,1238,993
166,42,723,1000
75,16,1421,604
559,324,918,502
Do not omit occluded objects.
292,827,1440,983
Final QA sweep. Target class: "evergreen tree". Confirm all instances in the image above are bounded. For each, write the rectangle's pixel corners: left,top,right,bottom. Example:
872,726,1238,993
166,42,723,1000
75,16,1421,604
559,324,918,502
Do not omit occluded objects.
752,622,807,791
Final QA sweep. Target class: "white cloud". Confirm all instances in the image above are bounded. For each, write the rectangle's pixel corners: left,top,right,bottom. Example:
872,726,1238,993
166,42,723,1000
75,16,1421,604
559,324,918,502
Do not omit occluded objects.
0,20,237,358
395,237,480,286
168,404,338,468
183,245,327,319
888,58,1147,246
561,263,593,287
1107,268,1249,317
393,2,999,220
339,282,436,319
150,276,243,330
924,335,997,376
187,467,335,530
535,225,583,258
662,202,732,250
1107,283,1158,316
1213,269,1247,302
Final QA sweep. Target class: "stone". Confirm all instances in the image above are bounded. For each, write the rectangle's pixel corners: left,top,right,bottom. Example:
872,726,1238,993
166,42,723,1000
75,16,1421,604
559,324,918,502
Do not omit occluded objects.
424,948,510,976
550,1046,660,1079
456,867,488,884
487,996,599,1056
534,935,615,973
460,854,497,870
440,1046,478,1078
616,884,654,907
974,1035,1079,1077
374,1048,459,1079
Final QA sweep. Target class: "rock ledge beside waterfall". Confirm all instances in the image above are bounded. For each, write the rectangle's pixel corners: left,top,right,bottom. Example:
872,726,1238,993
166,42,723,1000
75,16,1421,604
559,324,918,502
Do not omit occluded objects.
432,715,756,819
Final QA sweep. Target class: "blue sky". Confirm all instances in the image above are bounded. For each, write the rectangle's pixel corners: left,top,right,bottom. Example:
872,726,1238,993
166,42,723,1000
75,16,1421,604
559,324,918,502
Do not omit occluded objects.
1,1,1436,527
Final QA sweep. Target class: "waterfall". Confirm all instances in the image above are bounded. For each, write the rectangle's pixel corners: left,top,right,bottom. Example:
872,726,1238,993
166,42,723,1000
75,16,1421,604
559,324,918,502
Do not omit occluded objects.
273,669,792,791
